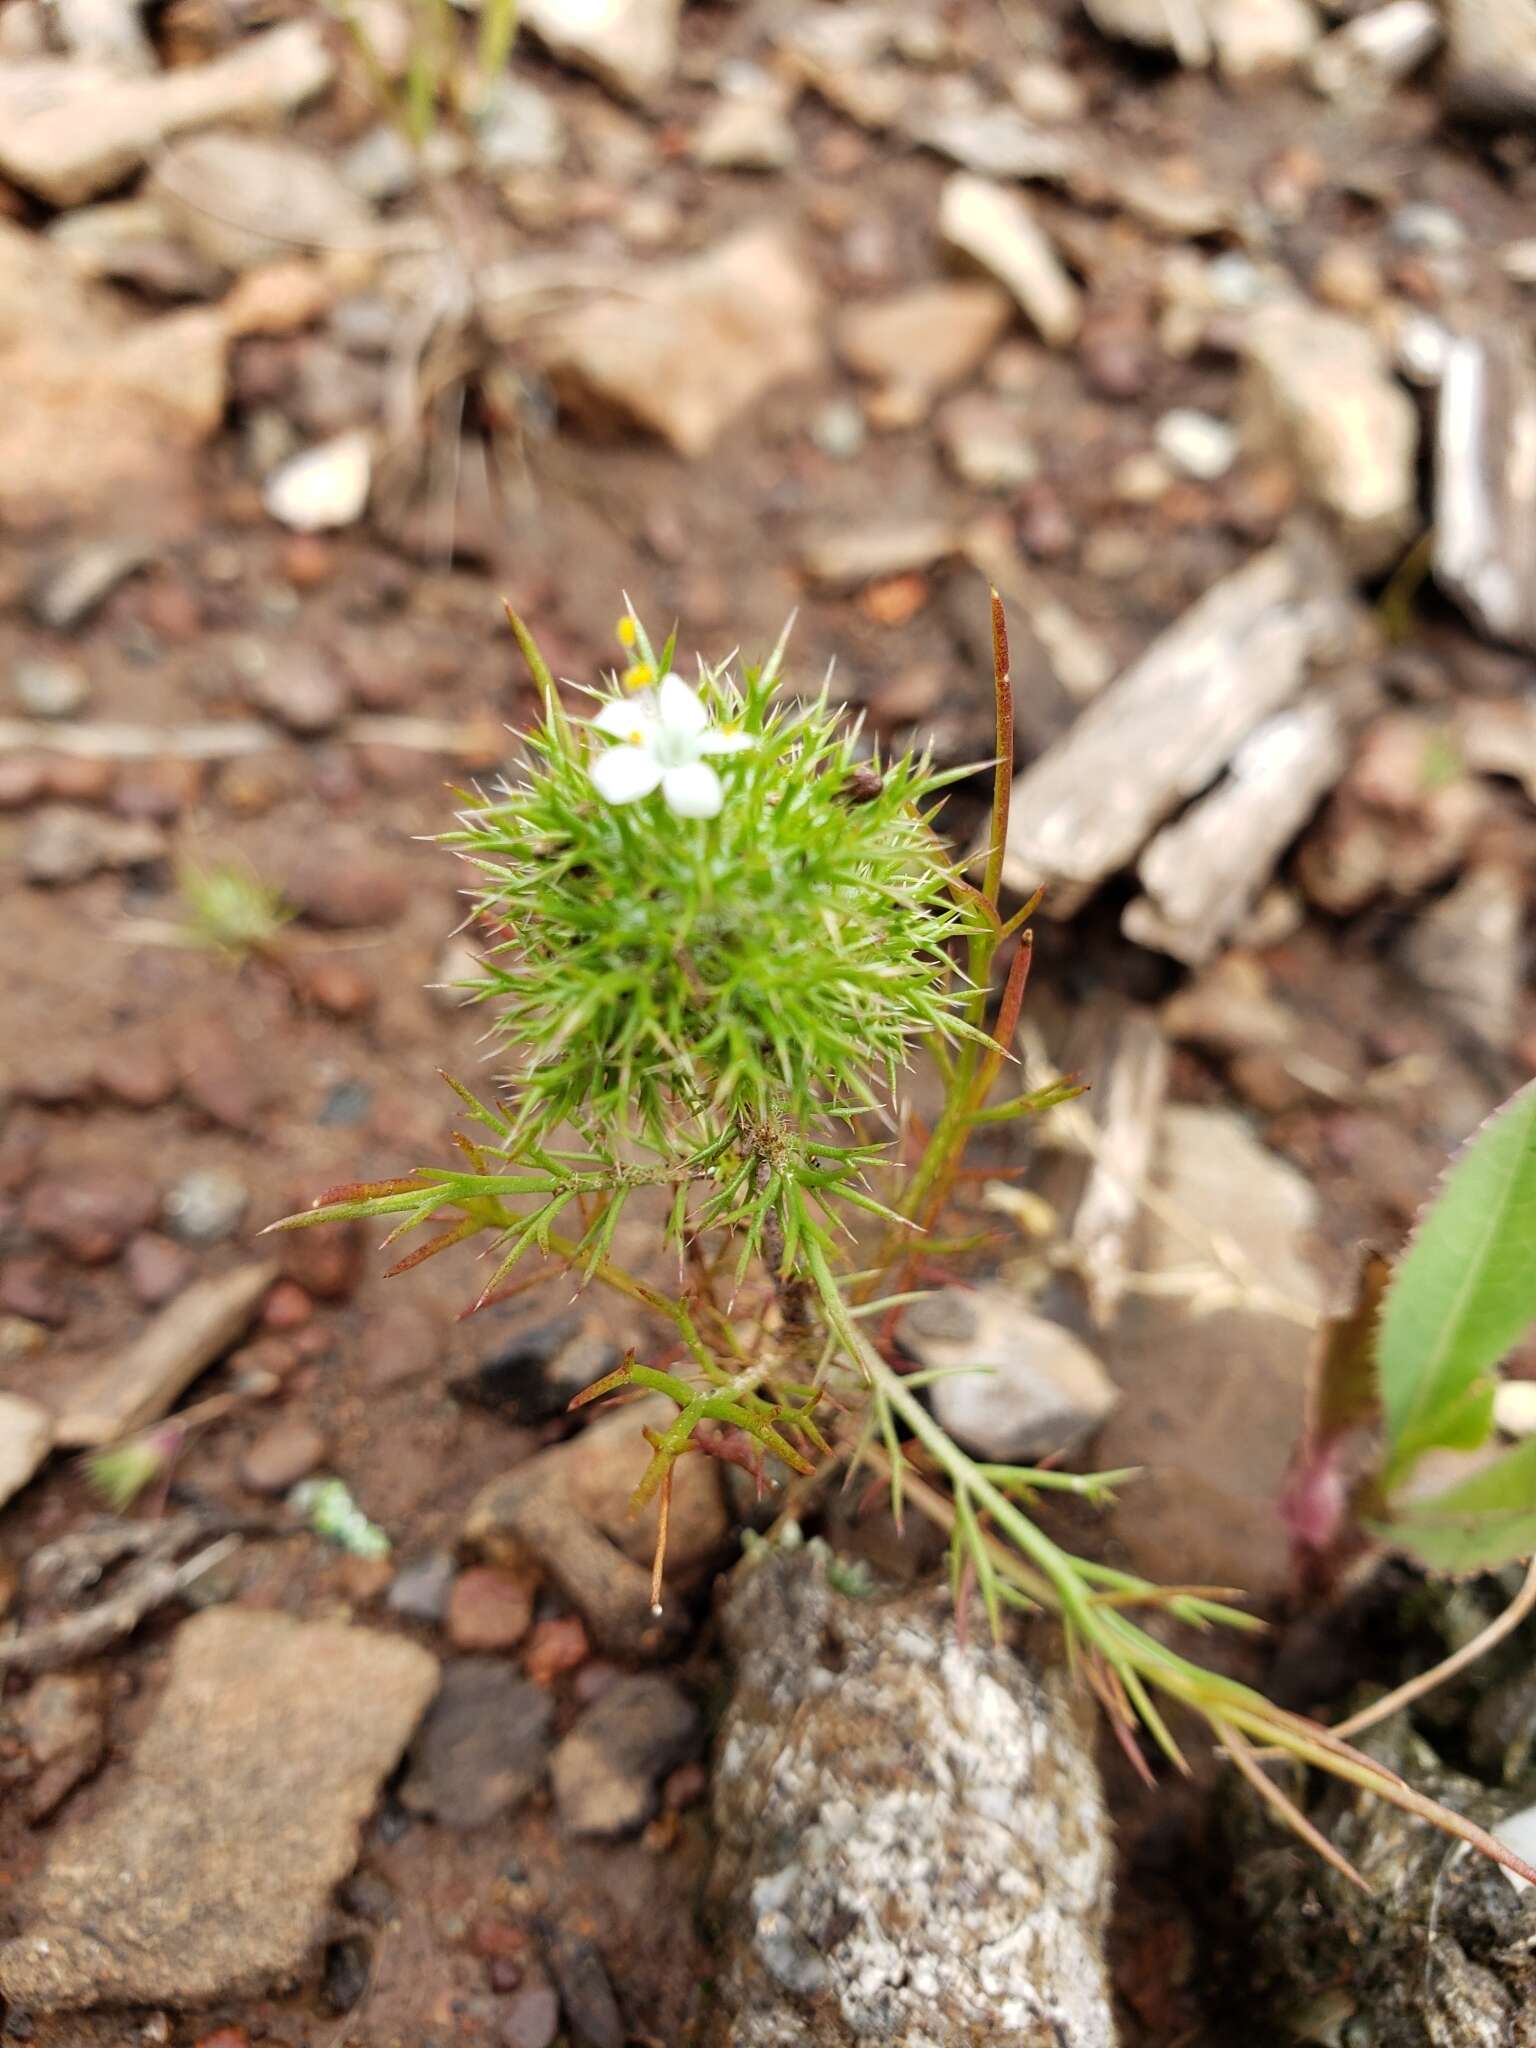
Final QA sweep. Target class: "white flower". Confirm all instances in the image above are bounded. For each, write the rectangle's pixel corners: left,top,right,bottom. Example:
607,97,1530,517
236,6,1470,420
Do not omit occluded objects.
589,673,752,819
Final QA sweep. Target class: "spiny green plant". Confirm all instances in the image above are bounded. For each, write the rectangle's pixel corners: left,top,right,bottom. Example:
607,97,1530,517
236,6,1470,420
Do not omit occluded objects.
276,598,1536,1892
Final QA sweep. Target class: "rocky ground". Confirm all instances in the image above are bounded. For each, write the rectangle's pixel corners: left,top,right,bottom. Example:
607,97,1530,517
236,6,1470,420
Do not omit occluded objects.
2,0,1536,2038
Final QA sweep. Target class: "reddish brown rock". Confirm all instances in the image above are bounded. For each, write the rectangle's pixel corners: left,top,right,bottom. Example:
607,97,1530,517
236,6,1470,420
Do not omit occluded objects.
276,1214,363,1302
124,1232,194,1309
0,1254,70,1327
240,1417,326,1495
94,1034,177,1109
23,1171,158,1264
177,1016,260,1130
447,1566,538,1654
301,959,377,1019
525,1614,590,1686
287,846,408,930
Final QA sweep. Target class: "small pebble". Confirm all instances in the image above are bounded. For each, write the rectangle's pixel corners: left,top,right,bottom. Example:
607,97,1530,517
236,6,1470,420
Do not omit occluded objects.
124,1232,194,1308
164,1168,249,1246
809,398,867,459
240,1416,327,1494
388,1550,456,1625
303,959,377,1019
524,1614,590,1685
13,657,90,720
447,1566,538,1653
94,1036,176,1109
321,1934,372,2016
1154,408,1238,481
499,1982,560,2048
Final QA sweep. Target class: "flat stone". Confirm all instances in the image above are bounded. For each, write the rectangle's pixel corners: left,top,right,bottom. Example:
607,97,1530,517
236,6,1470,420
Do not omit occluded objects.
1434,333,1536,653
539,225,821,459
22,807,165,886
147,132,376,274
399,1660,552,1832
240,1417,326,1495
936,393,1039,490
939,173,1081,347
836,282,1012,401
691,88,798,170
999,534,1353,905
0,1393,52,1511
14,1671,106,1822
0,22,335,206
1092,1107,1323,1596
1239,302,1417,571
801,519,958,588
0,1610,437,2009
551,1673,699,1837
520,0,679,101
55,1261,276,1448
27,536,149,629
446,1565,537,1652
902,1286,1119,1462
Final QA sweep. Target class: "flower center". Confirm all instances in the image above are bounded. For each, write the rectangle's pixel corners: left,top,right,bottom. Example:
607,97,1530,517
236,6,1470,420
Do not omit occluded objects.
653,726,700,770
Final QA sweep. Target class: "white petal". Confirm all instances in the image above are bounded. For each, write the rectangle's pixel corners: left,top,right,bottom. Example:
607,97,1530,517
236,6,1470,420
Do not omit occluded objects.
662,761,723,818
593,696,657,740
657,672,709,737
591,745,663,805
698,727,754,756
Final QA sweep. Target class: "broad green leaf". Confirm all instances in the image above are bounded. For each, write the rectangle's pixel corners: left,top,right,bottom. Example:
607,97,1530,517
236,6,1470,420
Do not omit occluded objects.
1373,1436,1536,1574
1378,1081,1536,1485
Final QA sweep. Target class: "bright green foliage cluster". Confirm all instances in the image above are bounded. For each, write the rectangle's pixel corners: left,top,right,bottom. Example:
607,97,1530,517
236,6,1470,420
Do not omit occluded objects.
458,629,977,1150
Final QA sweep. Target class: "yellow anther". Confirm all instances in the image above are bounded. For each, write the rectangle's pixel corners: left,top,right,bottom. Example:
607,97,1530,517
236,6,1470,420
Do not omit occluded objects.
616,616,638,649
622,661,655,694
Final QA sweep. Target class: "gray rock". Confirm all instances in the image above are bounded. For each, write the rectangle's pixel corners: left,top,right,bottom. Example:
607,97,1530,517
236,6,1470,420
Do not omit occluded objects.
163,1167,250,1246
1435,333,1536,653
544,1929,625,2048
937,393,1039,489
0,21,335,206
147,131,377,274
0,1610,437,2008
472,75,567,170
451,1310,617,1424
551,1674,698,1837
999,533,1354,908
0,1393,52,1512
702,1546,1116,2047
387,1549,456,1624
520,0,679,101
1307,0,1440,94
399,1661,553,1831
939,173,1081,347
1399,863,1525,1050
1444,0,1536,117
690,88,798,170
13,657,90,719
1092,1106,1323,1597
29,539,150,630
902,1286,1118,1462
22,807,165,887
1239,302,1417,571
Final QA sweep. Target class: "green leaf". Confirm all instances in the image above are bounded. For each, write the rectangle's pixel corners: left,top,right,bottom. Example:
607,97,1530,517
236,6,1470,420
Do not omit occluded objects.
1373,1436,1536,1573
1378,1081,1536,1484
